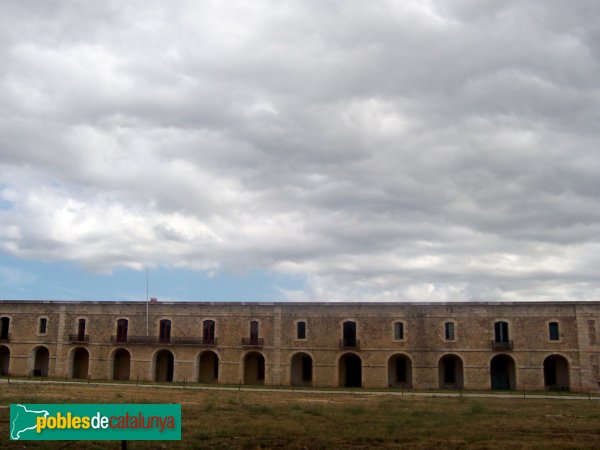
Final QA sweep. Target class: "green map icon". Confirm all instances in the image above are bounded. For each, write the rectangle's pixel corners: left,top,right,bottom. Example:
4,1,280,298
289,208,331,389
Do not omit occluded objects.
10,404,49,440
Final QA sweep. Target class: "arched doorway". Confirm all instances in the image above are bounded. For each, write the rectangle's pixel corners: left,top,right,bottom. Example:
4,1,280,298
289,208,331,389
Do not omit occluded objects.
438,354,463,389
544,355,569,390
198,351,219,383
113,349,131,381
32,346,49,377
0,345,10,376
388,354,412,388
339,353,362,387
243,352,265,385
490,354,516,390
291,352,313,386
155,350,174,382
71,347,89,379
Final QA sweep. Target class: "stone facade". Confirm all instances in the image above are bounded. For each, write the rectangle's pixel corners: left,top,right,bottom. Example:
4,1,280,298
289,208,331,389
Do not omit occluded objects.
1,300,599,392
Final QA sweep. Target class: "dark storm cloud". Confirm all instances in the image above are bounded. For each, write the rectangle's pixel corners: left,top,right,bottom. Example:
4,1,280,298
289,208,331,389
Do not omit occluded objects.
1,0,600,300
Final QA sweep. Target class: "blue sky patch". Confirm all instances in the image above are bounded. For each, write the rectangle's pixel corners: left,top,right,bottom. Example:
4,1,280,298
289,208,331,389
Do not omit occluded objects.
0,253,307,302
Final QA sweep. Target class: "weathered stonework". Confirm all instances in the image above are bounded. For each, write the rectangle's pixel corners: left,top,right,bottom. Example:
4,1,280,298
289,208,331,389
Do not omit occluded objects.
1,300,599,392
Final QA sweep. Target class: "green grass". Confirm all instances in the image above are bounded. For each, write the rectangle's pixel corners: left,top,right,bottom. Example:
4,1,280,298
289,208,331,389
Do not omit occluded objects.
1,382,600,449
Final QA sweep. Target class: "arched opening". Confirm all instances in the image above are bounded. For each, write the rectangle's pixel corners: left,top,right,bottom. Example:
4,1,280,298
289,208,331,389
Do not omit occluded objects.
155,350,174,382
490,354,516,390
198,351,219,383
291,352,313,386
113,349,131,381
0,345,10,376
243,352,265,385
544,355,569,390
388,354,412,388
438,354,463,389
32,346,49,377
339,353,362,387
71,347,89,379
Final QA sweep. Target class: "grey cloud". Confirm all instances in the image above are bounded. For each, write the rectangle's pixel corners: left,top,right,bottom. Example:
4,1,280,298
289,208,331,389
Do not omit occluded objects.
1,1,600,300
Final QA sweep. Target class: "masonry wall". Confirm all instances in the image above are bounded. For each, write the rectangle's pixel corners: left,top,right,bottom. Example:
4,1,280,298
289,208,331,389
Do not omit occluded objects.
0,300,599,392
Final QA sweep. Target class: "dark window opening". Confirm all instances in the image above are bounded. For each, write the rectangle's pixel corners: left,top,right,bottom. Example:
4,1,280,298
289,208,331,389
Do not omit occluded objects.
549,322,560,341
77,319,86,341
494,321,509,343
394,322,404,340
445,322,455,341
38,318,47,335
0,317,9,340
116,319,128,343
250,321,259,340
297,321,306,339
343,321,357,347
159,320,171,342
203,320,215,344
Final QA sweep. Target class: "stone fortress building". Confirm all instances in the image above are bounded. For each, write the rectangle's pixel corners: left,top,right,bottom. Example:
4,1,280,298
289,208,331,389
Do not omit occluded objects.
1,300,599,392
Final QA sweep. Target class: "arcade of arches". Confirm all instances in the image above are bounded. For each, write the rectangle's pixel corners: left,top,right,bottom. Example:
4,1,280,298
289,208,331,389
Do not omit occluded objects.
0,346,577,392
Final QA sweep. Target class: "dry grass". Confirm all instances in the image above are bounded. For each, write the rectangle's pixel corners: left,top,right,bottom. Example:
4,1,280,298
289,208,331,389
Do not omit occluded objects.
1,381,600,449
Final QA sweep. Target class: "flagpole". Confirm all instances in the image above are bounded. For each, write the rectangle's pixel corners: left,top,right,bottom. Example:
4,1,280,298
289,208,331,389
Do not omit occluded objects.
146,267,149,337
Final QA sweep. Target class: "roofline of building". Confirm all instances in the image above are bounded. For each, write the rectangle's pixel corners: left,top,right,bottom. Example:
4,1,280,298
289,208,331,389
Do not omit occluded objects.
1,299,600,307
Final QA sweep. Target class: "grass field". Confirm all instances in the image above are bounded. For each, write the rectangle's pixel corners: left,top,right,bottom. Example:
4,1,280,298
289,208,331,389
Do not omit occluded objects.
1,381,600,449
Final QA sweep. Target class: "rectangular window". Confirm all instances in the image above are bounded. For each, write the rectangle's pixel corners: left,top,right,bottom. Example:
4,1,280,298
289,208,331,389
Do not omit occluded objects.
116,319,128,343
494,321,509,343
394,322,404,340
342,321,357,347
250,320,259,340
297,321,306,339
203,320,215,343
159,320,171,341
0,317,9,340
38,318,47,334
549,322,560,341
445,322,455,341
77,319,86,341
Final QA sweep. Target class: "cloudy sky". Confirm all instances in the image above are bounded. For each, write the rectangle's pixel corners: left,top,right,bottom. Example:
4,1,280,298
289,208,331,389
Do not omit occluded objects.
1,1,600,302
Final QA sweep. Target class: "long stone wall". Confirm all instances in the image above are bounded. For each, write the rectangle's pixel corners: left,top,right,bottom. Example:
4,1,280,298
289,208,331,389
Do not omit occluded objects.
0,300,599,391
